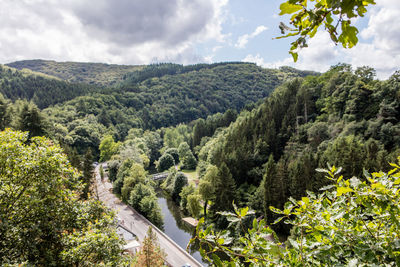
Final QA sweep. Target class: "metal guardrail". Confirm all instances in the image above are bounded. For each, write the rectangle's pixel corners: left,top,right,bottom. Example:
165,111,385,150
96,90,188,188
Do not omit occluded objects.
124,204,203,267
96,164,202,266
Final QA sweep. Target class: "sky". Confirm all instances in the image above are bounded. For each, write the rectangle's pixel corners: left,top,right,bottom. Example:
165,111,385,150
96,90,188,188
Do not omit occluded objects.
0,0,399,79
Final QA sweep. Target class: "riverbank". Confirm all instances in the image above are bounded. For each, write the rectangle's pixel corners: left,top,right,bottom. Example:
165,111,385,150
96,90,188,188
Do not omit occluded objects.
156,190,207,266
94,164,203,267
182,217,198,227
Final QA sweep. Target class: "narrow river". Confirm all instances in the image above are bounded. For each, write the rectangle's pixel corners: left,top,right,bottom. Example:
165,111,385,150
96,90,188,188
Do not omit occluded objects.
157,191,207,266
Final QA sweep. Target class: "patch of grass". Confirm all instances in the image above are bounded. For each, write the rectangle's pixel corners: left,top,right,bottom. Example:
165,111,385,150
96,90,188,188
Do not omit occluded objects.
181,169,199,185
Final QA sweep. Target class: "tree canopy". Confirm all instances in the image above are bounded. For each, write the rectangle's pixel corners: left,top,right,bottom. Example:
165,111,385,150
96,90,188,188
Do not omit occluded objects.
0,129,126,266
192,162,400,266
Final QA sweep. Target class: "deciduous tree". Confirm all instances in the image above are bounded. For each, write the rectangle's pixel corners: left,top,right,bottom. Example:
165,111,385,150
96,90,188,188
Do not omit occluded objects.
0,129,125,265
278,0,376,61
192,163,400,266
157,153,175,172
99,134,119,162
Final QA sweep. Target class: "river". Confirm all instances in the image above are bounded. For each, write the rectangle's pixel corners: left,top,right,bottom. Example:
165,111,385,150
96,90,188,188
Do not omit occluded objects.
157,191,207,266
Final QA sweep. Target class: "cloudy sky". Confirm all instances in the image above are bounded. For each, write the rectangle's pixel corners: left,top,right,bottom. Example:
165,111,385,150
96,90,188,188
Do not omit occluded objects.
0,0,399,78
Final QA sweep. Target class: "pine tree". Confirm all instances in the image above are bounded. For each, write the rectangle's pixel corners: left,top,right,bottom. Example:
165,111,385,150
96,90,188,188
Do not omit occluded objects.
213,163,236,211
0,93,11,130
17,101,47,139
192,119,207,147
68,147,82,170
82,148,94,199
135,227,165,267
99,165,104,181
263,155,277,221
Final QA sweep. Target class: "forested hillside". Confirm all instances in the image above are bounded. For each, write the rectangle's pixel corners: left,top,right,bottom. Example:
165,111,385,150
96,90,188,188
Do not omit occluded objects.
7,59,143,86
2,61,399,265
113,62,300,129
39,62,315,155
3,0,398,265
194,64,400,229
119,62,318,86
97,63,400,241
0,65,99,108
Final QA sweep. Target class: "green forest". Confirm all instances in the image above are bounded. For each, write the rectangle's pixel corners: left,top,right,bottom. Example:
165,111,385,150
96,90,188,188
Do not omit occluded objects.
1,56,399,265
0,61,316,265
3,0,400,266
7,59,143,86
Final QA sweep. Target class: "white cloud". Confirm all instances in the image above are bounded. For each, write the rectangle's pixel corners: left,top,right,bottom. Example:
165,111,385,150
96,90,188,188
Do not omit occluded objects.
245,0,400,79
294,0,400,78
343,43,400,78
212,45,223,53
295,32,339,71
243,32,338,72
235,25,268,49
0,0,398,78
227,14,246,26
203,55,214,63
0,0,229,65
242,54,290,69
346,0,400,78
243,54,265,66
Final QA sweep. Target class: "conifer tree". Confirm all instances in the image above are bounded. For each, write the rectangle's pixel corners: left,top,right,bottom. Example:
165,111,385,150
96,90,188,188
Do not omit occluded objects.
17,101,47,139
68,146,82,170
82,148,94,199
0,93,11,130
192,118,207,147
274,160,288,208
213,163,236,211
99,164,104,181
135,227,165,267
263,155,277,221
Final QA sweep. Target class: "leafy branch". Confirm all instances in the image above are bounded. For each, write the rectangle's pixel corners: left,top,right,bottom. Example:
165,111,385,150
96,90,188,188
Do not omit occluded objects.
278,0,376,61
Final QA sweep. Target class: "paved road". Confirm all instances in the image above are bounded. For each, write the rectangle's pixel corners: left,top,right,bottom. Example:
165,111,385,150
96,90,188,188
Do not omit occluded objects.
94,164,203,267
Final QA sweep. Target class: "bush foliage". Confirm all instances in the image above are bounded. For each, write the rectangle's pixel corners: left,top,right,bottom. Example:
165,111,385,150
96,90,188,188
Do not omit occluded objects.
192,162,400,266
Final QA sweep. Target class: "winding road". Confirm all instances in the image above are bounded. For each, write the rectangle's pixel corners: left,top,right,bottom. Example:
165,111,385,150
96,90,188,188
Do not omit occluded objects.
94,164,203,267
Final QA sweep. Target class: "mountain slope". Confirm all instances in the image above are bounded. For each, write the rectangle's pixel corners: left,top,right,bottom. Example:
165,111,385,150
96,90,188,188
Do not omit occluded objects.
7,59,143,86
1,61,320,154
197,65,400,226
46,62,318,132
0,65,99,109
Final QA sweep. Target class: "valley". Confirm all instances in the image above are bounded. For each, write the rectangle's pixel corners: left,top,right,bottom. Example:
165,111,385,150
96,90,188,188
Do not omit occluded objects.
1,59,399,266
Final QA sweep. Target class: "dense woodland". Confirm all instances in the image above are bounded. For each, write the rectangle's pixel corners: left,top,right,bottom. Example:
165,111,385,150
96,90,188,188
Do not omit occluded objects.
0,65,98,109
0,62,311,157
195,64,400,229
3,0,397,265
1,60,400,266
7,59,143,86
44,62,315,135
